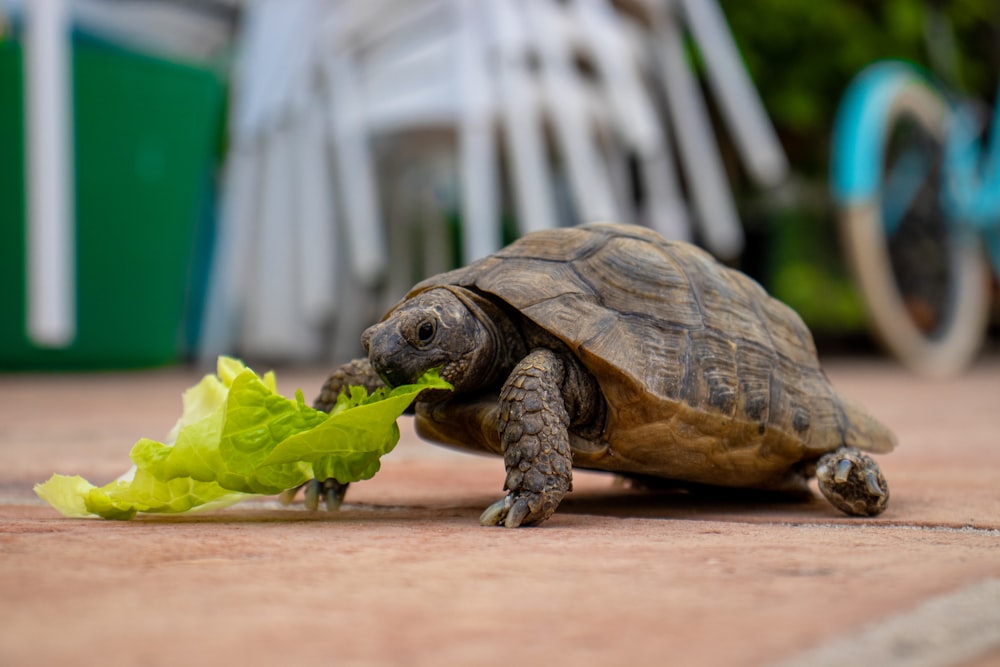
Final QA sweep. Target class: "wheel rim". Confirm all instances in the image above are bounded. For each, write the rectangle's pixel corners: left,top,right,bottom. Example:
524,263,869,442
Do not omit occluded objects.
841,83,990,376
882,110,956,338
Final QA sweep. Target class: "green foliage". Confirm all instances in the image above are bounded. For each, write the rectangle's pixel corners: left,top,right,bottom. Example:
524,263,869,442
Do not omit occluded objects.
764,209,867,334
714,1,997,334
720,0,998,175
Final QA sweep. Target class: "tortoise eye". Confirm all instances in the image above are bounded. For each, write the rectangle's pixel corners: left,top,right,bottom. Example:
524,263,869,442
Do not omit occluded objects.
416,320,436,345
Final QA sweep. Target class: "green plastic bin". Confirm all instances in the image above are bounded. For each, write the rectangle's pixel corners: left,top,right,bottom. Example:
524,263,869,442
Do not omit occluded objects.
0,37,223,370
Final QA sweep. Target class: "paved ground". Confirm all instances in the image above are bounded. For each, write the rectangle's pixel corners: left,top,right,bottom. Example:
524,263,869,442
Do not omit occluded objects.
1,355,998,667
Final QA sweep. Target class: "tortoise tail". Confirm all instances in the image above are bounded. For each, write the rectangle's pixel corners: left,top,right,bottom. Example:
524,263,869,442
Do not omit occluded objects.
838,394,897,454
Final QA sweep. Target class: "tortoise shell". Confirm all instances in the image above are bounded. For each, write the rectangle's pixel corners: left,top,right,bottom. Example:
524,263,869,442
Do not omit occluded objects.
403,223,895,490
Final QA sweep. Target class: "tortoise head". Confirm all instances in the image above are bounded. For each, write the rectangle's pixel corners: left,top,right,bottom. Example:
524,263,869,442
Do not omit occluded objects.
362,286,523,392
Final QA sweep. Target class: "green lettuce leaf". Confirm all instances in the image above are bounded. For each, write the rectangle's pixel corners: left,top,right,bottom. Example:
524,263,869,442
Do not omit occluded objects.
34,357,451,519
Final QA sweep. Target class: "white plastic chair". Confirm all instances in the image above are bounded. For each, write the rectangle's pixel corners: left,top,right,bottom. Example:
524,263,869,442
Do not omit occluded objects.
520,0,624,225
679,0,788,189
199,0,788,363
321,0,502,267
486,0,560,236
23,0,75,347
204,0,513,362
568,0,691,240
635,0,788,259
201,0,332,362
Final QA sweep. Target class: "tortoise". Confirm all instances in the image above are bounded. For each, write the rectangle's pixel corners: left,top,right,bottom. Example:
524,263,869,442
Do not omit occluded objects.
309,222,896,527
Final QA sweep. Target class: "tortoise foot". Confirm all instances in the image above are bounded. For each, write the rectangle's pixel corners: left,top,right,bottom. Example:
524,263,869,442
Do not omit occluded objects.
816,447,889,516
280,479,349,511
480,490,556,528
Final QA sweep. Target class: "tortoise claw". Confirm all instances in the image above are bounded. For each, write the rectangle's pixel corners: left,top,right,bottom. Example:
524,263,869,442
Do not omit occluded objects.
279,479,349,511
277,487,298,506
304,480,321,511
480,497,509,526
480,493,543,528
504,497,531,528
834,458,853,484
325,486,342,511
322,479,348,512
816,447,889,517
865,469,885,497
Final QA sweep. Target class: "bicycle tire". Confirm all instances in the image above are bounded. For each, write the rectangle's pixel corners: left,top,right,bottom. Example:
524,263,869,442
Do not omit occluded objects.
839,78,991,377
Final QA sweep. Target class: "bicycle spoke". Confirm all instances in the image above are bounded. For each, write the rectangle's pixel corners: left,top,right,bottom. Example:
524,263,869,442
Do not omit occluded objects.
882,147,932,235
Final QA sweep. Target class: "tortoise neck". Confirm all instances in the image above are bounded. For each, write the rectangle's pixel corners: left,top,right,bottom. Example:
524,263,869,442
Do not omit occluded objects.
444,286,527,390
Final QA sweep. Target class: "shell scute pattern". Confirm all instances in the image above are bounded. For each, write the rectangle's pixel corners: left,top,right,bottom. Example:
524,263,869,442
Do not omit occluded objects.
407,223,894,479
461,257,592,311
573,235,706,330
458,226,820,438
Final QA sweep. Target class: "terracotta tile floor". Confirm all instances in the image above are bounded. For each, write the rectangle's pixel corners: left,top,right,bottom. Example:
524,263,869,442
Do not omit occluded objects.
1,355,998,666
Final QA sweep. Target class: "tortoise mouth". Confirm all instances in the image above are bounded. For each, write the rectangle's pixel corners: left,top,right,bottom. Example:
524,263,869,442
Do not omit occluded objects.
366,354,425,388
365,321,438,388
368,346,419,389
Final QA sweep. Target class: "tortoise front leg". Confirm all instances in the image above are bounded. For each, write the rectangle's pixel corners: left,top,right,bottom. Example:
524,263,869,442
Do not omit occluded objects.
313,358,386,411
280,358,386,511
480,348,574,528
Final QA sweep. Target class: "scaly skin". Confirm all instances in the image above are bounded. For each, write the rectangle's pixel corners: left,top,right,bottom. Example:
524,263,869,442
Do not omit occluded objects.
307,289,604,526
815,447,889,516
313,358,385,412
480,349,575,527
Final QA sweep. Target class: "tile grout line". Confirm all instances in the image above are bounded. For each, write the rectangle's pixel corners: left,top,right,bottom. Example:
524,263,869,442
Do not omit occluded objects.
769,521,1000,536
773,577,1000,667
5,494,1000,536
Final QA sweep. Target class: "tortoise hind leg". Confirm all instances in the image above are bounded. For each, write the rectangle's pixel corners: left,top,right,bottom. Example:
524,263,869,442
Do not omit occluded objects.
816,446,889,516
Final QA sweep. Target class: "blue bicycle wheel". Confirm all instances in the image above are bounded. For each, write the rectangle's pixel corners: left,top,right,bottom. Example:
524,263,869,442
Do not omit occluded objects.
833,63,990,377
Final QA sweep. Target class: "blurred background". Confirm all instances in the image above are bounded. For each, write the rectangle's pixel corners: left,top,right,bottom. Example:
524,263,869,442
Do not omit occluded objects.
1,0,997,374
